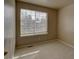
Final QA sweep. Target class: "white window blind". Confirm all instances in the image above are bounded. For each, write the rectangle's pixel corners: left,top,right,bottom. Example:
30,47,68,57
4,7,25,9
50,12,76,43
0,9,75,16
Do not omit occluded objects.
20,9,48,36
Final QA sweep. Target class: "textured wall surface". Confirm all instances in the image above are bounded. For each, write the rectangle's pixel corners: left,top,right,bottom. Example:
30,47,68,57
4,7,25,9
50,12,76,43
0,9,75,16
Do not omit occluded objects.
58,4,74,46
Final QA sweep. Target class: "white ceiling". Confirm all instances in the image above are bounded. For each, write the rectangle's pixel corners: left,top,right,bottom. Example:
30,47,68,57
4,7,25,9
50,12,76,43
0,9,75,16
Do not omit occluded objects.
18,0,74,9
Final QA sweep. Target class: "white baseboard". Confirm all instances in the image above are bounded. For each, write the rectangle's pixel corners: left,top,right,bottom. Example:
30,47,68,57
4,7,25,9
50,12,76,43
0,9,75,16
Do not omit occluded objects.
56,39,74,48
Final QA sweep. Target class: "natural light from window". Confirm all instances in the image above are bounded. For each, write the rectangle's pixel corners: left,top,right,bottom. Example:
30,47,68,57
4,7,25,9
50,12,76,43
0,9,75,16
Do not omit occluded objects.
20,9,48,36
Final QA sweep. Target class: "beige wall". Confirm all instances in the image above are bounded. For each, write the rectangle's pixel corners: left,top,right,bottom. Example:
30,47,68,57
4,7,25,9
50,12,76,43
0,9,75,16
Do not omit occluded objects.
58,4,74,46
4,0,15,59
16,1,57,47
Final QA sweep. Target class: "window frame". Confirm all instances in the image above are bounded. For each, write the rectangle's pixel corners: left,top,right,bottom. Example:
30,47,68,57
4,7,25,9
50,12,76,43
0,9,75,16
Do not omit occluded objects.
20,8,48,37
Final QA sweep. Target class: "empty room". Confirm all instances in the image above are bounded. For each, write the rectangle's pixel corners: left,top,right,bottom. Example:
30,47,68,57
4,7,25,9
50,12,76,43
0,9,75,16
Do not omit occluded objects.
4,0,74,59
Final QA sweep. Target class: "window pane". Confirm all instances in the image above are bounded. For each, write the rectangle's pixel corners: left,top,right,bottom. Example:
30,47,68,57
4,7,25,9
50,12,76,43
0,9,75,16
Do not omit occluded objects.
20,9,35,36
35,11,47,33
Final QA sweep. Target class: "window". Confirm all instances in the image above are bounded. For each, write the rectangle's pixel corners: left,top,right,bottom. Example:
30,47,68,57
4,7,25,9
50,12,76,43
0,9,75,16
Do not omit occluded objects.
20,9,48,36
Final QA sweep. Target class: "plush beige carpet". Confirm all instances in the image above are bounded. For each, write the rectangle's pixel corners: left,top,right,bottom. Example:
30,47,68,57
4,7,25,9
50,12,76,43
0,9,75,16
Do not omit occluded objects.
14,40,74,59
